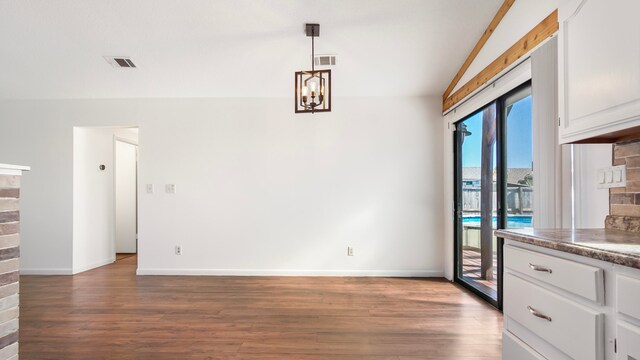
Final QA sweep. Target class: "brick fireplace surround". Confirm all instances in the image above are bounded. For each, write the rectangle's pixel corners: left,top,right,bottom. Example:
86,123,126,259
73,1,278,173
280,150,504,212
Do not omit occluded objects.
0,164,29,360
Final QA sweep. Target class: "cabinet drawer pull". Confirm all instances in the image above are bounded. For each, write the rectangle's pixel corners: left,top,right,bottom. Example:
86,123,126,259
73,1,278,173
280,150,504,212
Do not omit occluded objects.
527,305,552,322
528,263,552,273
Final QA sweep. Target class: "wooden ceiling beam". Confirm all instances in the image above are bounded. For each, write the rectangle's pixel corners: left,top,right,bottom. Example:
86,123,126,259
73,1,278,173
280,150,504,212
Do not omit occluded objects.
442,0,515,102
442,10,558,113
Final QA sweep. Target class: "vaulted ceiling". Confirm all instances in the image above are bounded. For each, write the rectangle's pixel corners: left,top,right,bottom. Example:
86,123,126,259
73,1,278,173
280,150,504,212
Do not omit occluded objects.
0,0,501,99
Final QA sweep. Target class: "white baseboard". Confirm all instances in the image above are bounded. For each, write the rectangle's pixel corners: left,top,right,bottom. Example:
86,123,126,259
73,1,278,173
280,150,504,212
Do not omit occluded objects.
72,257,115,274
136,268,444,277
20,268,73,275
20,256,115,275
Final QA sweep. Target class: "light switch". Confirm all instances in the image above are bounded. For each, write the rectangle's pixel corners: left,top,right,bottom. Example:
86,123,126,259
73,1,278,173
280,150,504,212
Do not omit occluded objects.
614,169,623,182
597,165,626,189
146,184,154,194
165,184,176,194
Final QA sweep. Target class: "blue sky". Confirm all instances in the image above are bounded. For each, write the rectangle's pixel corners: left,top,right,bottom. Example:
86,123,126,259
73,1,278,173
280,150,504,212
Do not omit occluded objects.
461,96,532,168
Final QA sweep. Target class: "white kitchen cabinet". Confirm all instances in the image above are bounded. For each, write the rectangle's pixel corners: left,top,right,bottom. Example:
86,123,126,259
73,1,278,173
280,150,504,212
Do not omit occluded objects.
503,240,640,360
503,331,546,360
617,275,640,322
616,322,640,360
504,245,604,303
504,273,604,360
558,0,640,143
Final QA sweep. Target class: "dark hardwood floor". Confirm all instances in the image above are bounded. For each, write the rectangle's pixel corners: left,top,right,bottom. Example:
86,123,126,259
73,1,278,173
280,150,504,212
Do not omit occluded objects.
20,256,502,359
115,253,136,261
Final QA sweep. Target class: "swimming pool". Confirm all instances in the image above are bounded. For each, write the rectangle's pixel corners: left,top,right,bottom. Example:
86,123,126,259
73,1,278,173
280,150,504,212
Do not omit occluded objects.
462,215,532,228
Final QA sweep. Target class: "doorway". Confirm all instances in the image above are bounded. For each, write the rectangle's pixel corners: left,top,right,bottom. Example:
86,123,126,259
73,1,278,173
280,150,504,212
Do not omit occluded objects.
115,135,138,257
72,126,139,274
454,82,533,309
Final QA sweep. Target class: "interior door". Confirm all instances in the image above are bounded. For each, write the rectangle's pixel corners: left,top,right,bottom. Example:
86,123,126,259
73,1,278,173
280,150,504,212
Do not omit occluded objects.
115,140,138,253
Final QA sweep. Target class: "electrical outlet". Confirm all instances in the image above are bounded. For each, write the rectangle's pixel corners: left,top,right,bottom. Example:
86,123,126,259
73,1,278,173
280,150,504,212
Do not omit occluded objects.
146,184,154,194
175,245,182,255
166,184,176,194
347,247,354,256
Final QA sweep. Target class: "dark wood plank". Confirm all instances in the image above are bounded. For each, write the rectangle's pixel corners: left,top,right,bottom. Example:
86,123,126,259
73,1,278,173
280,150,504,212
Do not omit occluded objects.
0,271,18,287
0,211,19,224
0,223,18,236
20,256,502,359
443,10,558,112
0,331,18,349
442,0,515,101
0,247,19,261
0,189,19,198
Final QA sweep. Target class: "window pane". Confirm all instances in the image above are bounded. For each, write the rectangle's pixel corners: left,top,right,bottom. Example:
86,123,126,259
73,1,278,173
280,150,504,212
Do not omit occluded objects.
458,103,498,299
505,92,533,229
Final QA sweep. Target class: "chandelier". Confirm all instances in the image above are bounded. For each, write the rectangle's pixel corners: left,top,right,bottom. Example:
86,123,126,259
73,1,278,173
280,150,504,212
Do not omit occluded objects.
295,24,331,114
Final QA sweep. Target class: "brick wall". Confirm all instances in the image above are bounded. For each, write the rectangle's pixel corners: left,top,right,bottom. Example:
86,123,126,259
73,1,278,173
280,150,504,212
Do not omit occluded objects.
606,140,640,232
0,175,20,359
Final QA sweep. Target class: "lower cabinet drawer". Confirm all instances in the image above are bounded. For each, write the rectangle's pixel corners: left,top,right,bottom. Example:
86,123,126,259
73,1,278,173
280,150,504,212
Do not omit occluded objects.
503,330,546,360
504,272,605,360
504,245,604,303
617,322,640,360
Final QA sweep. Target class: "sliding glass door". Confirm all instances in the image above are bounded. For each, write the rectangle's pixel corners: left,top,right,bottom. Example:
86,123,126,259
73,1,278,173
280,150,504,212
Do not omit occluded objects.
454,82,532,309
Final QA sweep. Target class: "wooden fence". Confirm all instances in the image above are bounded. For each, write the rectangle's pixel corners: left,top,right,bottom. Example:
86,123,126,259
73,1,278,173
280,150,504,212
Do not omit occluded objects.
462,186,532,214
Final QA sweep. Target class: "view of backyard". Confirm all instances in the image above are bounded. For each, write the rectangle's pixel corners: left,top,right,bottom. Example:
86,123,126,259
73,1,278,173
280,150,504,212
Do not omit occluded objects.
461,181,533,294
457,90,533,299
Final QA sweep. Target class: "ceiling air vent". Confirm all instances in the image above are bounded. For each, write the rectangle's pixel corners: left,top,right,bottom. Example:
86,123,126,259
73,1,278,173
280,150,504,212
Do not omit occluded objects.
104,56,137,68
314,54,336,67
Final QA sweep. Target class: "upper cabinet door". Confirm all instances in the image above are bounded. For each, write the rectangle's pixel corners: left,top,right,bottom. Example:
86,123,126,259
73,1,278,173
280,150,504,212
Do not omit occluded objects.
558,0,640,143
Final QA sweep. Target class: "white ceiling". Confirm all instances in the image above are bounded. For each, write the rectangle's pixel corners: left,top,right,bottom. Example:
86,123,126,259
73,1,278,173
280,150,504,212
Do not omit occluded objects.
0,0,501,99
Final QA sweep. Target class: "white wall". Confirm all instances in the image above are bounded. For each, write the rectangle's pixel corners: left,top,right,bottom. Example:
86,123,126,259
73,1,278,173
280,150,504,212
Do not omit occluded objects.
73,127,118,273
0,105,74,273
573,144,612,228
0,96,445,276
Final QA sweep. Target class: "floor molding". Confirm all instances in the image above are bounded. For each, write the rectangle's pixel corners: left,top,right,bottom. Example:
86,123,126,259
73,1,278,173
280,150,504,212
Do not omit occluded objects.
136,268,444,277
20,268,74,275
72,257,116,275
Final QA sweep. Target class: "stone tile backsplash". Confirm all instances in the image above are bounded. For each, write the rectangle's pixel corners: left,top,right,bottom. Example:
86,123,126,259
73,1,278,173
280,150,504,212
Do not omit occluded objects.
607,140,640,231
0,175,20,359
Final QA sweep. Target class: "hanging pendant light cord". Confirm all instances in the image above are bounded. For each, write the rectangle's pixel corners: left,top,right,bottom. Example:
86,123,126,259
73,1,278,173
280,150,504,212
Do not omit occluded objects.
311,35,315,74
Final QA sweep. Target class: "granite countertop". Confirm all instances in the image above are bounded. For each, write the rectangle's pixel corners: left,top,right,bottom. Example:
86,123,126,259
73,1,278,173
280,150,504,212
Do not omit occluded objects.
495,228,640,270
